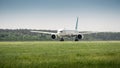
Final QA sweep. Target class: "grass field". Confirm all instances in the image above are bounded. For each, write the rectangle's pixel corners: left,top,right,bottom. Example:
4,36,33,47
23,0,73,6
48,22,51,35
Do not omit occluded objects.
0,41,120,68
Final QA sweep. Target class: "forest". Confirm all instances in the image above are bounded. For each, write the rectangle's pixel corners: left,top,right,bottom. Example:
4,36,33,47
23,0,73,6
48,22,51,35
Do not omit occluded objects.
0,29,120,41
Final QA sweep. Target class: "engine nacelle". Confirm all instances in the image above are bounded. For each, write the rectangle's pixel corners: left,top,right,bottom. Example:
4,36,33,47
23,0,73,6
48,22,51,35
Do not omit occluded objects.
51,34,57,39
77,34,83,39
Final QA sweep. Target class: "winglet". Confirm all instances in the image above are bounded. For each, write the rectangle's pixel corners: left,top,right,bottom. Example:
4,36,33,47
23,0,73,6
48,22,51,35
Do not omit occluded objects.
75,17,79,30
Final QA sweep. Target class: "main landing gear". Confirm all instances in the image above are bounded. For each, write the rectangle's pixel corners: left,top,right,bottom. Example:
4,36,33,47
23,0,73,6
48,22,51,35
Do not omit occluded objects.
75,38,79,41
75,37,79,41
60,38,64,41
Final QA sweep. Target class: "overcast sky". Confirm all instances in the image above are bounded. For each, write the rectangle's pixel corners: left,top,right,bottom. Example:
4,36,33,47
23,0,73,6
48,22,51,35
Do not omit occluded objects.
0,0,120,32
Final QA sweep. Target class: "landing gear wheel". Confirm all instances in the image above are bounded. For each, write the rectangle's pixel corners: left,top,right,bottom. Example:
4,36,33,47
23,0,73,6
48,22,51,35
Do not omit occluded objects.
75,38,79,41
60,38,64,41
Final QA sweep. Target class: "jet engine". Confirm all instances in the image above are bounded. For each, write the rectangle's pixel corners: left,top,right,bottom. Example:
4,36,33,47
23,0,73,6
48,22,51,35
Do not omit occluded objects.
51,34,57,39
77,34,83,39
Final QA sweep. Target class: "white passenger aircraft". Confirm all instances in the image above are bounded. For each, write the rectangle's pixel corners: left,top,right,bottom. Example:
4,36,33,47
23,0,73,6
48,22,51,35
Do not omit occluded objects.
31,17,90,41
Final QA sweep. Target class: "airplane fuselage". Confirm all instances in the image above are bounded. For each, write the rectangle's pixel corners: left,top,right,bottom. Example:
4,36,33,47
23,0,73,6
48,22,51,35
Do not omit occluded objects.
57,29,80,37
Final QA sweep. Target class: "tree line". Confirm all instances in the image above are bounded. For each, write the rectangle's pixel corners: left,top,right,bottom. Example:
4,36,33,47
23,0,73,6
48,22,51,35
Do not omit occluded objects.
0,29,120,41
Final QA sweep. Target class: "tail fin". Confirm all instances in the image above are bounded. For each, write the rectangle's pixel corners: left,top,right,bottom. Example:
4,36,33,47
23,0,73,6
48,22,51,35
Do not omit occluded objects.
75,17,79,30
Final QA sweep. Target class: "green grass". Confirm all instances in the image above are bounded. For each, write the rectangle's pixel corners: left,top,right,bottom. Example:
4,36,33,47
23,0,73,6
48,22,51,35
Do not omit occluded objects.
0,41,120,68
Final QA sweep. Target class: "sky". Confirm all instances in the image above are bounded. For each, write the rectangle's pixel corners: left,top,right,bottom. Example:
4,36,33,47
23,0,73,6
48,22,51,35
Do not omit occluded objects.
0,0,120,32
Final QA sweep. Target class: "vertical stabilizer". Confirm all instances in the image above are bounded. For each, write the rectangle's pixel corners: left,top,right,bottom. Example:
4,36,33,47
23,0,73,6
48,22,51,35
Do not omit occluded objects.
75,17,79,30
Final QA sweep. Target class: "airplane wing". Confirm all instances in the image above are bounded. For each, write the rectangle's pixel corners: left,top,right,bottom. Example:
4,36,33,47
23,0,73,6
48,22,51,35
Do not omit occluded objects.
79,31,97,34
31,31,56,35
